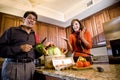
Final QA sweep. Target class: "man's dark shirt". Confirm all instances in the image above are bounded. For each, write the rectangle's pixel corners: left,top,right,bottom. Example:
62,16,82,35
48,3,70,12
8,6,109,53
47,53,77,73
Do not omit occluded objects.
0,25,39,59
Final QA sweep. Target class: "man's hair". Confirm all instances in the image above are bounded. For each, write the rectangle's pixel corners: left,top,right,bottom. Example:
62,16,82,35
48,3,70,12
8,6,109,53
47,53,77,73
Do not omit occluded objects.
23,11,38,20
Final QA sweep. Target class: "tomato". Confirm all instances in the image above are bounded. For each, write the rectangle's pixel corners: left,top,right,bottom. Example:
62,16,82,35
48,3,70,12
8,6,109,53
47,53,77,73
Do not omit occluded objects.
83,61,90,67
75,61,84,68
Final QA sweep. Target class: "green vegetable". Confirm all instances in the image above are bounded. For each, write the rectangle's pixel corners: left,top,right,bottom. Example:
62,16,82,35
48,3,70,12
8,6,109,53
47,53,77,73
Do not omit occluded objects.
46,46,62,56
35,43,62,56
34,43,45,56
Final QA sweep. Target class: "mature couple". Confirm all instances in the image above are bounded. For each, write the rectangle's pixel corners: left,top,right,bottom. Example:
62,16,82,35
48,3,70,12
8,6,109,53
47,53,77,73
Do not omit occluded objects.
0,11,92,80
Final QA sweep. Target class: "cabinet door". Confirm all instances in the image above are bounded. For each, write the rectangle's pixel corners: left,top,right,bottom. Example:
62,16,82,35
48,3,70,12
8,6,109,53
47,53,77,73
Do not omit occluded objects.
34,72,62,80
108,2,120,19
66,26,71,39
0,14,17,35
103,10,110,22
94,11,106,43
37,22,48,42
58,27,67,48
32,22,39,33
83,17,97,46
47,25,58,45
45,75,62,80
0,13,2,35
16,18,23,26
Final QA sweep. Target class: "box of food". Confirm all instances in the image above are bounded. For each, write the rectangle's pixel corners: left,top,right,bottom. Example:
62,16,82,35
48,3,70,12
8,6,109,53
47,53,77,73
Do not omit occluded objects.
52,57,75,71
44,55,65,68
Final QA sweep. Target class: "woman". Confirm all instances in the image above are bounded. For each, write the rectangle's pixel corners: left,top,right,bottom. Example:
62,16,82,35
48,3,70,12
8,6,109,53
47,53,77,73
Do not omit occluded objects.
64,19,92,63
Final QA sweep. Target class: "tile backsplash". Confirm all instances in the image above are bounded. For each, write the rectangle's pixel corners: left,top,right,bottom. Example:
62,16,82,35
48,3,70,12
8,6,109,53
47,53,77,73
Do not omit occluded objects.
91,46,108,56
92,55,109,63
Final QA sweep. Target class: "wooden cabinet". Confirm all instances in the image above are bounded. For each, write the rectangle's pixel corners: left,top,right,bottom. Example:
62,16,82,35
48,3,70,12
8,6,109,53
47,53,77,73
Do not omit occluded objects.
83,11,108,47
57,27,67,48
47,25,58,45
66,2,120,47
37,22,67,48
82,2,120,47
0,12,39,43
37,22,48,42
0,12,67,48
16,18,23,27
0,14,17,35
0,13,23,36
66,26,71,39
34,71,62,80
93,11,106,43
0,13,2,32
82,16,97,46
107,2,120,19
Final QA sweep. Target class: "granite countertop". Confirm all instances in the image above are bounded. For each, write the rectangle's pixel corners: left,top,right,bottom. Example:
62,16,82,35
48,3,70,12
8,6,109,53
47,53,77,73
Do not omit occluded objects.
36,63,120,80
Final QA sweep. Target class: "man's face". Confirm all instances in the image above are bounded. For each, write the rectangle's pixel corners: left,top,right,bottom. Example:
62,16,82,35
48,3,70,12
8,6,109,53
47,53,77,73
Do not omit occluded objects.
23,14,37,28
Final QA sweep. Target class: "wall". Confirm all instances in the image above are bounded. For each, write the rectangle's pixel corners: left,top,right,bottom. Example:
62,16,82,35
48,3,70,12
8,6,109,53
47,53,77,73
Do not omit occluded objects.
91,47,108,56
91,47,109,63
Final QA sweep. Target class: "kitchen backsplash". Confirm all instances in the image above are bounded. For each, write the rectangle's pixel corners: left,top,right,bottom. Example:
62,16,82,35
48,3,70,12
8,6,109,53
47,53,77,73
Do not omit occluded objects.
91,46,109,63
92,55,109,63
91,46,108,56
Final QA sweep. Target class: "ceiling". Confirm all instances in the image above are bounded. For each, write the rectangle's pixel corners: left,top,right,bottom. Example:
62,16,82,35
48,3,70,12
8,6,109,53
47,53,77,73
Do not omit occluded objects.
0,0,119,27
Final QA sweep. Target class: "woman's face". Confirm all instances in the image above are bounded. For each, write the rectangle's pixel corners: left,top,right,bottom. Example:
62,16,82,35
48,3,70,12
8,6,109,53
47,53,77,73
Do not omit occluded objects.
23,14,36,28
72,21,80,32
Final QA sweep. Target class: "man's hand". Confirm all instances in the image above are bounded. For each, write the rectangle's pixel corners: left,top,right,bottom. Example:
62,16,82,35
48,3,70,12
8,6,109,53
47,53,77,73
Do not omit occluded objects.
20,44,32,52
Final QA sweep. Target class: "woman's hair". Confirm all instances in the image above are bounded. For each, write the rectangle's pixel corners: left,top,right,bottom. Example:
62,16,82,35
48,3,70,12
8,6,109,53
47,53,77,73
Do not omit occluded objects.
23,11,38,20
71,19,84,33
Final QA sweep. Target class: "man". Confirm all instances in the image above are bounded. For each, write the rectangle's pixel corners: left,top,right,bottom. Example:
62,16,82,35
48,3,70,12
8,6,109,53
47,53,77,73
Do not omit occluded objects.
0,11,41,80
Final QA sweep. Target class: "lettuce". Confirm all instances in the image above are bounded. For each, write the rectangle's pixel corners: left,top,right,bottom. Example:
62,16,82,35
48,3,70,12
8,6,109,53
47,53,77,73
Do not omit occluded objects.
46,46,62,56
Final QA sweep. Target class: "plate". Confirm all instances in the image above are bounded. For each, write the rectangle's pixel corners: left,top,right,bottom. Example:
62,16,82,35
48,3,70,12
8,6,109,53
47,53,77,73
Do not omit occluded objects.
72,66,93,70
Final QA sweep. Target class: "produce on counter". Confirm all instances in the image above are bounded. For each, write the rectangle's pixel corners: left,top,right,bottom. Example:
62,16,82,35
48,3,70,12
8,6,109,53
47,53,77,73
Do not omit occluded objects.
77,56,86,62
46,46,62,56
43,42,65,68
75,61,84,67
34,43,46,56
34,37,47,56
35,41,72,69
45,42,63,56
83,61,91,67
75,56,91,68
35,41,63,56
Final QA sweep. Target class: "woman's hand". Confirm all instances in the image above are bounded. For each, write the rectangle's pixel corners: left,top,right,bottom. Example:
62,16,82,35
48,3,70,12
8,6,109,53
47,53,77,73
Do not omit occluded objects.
61,37,73,52
20,44,32,52
61,37,69,42
80,27,86,39
79,27,90,47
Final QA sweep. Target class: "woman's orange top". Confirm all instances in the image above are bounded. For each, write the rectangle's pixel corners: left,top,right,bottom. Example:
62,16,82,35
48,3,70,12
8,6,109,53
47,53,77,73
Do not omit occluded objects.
69,30,92,57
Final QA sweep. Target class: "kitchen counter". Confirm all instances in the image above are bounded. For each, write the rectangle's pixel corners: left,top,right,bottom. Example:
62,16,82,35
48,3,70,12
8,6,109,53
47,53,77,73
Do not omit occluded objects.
35,63,120,80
